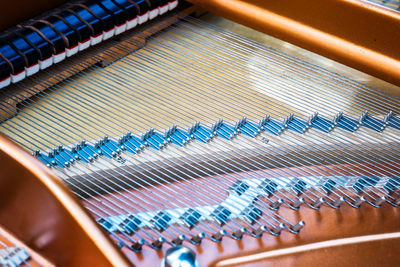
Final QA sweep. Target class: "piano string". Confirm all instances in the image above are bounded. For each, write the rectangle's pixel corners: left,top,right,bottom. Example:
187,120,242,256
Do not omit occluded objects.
0,15,399,258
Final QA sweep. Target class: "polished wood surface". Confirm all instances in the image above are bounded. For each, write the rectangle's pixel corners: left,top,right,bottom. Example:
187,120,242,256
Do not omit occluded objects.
216,234,400,266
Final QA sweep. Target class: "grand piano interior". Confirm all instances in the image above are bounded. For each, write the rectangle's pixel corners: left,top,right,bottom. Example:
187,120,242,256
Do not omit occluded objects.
0,0,399,266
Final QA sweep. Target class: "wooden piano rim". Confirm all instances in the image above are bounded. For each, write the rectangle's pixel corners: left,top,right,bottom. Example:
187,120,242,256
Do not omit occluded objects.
0,133,131,267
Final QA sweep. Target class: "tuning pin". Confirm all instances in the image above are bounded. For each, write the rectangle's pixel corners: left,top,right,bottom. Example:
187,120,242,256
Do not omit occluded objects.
151,237,165,249
211,229,226,242
252,225,267,237
313,197,325,209
290,221,306,233
232,227,247,239
334,196,345,208
130,239,144,252
374,196,386,206
353,196,366,207
292,197,304,209
191,232,204,244
172,235,186,245
271,223,286,236
270,199,284,210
